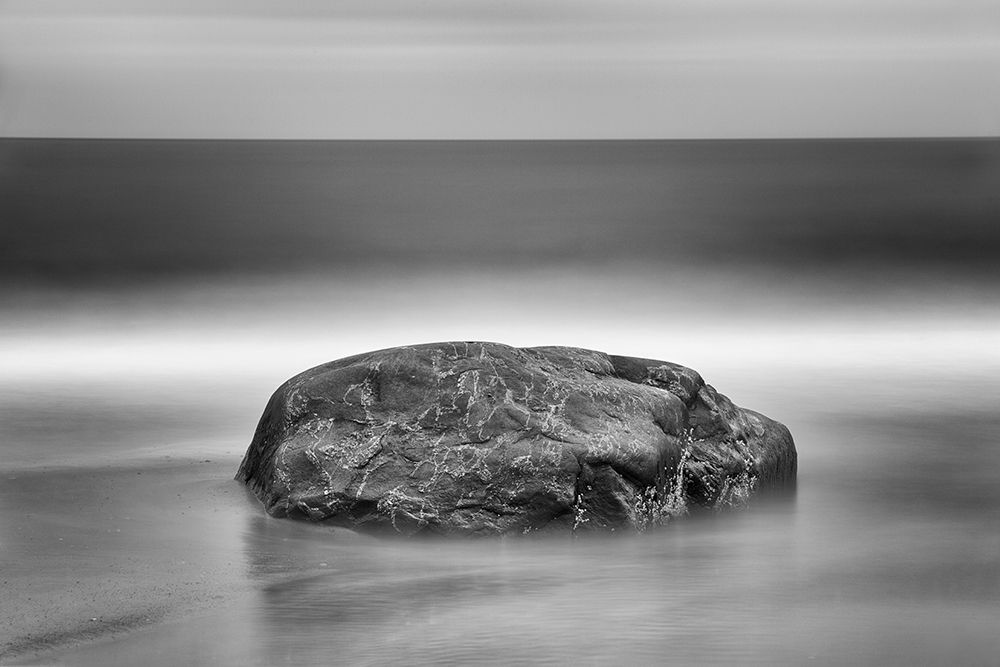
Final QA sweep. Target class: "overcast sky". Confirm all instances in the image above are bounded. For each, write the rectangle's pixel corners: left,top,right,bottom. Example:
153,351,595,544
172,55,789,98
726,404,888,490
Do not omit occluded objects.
1,0,998,139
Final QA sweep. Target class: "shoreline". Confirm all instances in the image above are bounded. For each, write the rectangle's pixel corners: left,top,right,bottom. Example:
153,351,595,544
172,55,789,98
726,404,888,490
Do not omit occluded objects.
2,608,167,664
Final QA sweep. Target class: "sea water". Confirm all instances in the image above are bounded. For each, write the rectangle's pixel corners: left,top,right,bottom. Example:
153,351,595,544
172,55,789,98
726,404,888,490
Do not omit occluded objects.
1,140,998,665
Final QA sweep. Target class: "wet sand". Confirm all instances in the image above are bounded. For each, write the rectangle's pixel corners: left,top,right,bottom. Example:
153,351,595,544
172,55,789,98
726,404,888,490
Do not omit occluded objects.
0,459,254,660
1,457,369,663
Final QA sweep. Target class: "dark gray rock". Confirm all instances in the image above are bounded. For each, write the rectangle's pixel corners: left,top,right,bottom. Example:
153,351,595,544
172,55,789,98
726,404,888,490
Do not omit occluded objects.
237,342,796,535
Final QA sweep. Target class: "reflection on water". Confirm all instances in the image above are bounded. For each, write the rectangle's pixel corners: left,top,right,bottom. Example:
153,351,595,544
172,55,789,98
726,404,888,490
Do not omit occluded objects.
236,515,810,665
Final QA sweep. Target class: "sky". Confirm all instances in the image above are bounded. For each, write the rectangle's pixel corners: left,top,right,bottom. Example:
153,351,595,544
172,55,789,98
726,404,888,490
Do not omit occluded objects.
1,0,998,139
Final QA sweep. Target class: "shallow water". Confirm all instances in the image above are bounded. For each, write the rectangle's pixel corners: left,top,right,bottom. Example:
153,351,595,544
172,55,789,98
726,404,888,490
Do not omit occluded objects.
2,270,999,666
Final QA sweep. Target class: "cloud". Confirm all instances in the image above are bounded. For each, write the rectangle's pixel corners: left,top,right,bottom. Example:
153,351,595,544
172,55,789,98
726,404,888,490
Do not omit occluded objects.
1,0,998,137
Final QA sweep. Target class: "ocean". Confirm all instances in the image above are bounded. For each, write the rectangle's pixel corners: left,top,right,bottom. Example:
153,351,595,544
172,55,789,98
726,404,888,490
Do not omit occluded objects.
1,139,998,665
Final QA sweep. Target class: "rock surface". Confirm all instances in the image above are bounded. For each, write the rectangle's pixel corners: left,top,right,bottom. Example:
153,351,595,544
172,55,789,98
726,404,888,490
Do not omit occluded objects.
237,342,796,535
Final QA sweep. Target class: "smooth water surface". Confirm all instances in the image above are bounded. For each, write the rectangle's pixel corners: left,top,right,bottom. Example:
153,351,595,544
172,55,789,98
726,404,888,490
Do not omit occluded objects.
2,270,998,666
2,139,998,665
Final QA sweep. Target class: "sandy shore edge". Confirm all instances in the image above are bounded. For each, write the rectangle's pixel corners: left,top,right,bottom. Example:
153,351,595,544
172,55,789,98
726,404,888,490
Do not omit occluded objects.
1,607,169,664
0,460,258,664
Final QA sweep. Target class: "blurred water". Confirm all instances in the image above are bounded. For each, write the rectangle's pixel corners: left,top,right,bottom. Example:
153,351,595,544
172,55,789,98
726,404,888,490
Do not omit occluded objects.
2,139,999,664
3,139,999,276
1,270,998,665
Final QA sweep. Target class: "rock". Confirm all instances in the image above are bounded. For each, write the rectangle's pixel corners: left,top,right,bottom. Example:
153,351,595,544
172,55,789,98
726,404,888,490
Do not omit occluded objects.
236,342,796,535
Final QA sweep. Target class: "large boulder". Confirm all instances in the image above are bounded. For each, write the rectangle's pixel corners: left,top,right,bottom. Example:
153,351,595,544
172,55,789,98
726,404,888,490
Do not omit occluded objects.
237,342,795,535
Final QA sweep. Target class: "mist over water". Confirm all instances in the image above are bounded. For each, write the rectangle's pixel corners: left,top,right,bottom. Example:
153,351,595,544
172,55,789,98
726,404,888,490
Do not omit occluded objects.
2,139,999,664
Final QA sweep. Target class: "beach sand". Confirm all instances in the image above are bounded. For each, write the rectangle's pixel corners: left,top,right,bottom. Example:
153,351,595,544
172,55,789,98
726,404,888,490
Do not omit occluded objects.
1,459,256,660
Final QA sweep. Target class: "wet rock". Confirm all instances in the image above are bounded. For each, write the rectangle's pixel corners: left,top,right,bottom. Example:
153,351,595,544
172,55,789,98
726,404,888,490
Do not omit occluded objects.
236,342,796,535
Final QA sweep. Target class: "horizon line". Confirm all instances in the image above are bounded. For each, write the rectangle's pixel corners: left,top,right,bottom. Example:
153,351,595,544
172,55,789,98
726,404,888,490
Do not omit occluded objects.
3,135,999,143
